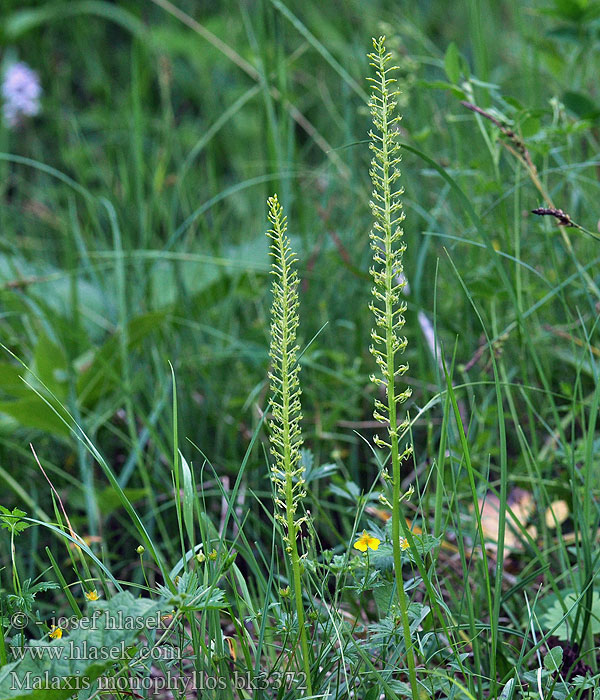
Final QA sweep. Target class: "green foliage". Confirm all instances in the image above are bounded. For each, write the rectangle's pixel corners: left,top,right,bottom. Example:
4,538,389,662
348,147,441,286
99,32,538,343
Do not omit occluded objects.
3,579,59,618
543,645,563,672
156,570,226,612
541,591,600,641
1,1,600,697
0,508,30,536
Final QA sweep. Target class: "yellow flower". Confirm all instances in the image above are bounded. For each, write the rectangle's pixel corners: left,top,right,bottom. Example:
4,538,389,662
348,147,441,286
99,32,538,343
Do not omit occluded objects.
399,536,410,551
49,626,63,639
353,530,381,552
85,590,99,601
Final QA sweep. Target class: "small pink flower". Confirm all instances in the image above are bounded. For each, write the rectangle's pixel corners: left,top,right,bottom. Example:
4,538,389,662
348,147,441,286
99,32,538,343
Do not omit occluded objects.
2,62,42,127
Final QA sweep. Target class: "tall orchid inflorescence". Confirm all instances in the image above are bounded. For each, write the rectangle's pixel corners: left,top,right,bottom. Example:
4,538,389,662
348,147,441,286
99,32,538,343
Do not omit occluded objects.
367,36,419,696
266,194,307,547
368,37,412,452
265,194,312,695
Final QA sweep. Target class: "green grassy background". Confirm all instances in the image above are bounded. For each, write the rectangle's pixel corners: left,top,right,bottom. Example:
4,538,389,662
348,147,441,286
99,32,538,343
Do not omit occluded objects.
1,1,596,501
1,1,600,694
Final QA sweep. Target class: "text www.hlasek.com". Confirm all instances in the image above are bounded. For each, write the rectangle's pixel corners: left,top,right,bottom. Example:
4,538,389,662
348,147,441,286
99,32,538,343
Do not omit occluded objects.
10,641,181,662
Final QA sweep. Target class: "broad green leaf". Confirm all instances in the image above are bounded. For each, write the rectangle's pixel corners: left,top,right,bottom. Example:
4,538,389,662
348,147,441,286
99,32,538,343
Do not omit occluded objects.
544,645,563,672
0,363,29,398
372,582,395,618
149,260,221,309
0,397,71,438
444,42,461,84
96,487,149,516
520,115,541,138
0,254,104,334
76,311,168,406
499,679,515,699
541,591,600,640
32,333,68,401
563,90,600,119
415,79,467,99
